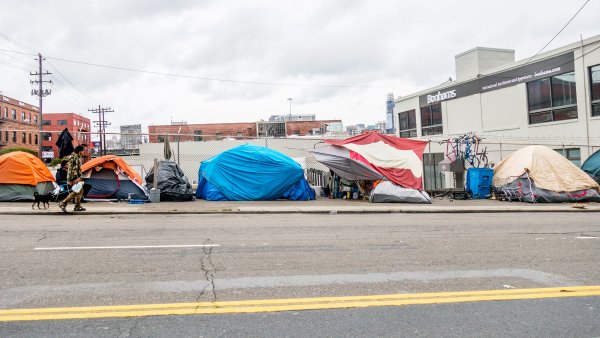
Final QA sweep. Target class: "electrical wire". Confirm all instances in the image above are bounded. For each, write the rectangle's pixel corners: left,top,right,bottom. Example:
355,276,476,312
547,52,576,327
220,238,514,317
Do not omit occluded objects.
527,0,591,63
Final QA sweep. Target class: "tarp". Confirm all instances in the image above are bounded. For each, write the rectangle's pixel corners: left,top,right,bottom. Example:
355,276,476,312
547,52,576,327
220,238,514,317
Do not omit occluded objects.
582,149,600,179
82,155,148,200
322,133,429,190
55,128,74,158
496,173,600,203
493,145,599,193
145,161,194,201
195,144,315,201
0,151,55,186
369,181,432,203
310,145,386,181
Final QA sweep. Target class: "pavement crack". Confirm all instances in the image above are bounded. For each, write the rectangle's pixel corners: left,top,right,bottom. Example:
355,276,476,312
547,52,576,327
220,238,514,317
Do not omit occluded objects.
35,234,47,242
195,238,218,310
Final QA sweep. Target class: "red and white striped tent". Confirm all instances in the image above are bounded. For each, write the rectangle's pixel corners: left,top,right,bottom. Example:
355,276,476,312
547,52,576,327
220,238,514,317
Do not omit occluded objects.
311,132,429,190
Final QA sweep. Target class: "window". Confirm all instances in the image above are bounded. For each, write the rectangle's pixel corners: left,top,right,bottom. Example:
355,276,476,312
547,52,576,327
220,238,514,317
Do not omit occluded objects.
28,133,32,144
4,131,7,142
527,71,577,124
34,134,38,145
21,112,25,121
33,115,38,123
21,132,26,143
420,103,443,136
555,148,581,167
11,109,16,119
2,107,7,118
398,109,417,138
42,120,51,125
591,65,600,117
216,132,223,140
57,120,68,126
157,135,165,143
42,132,52,141
236,132,243,139
11,131,16,142
194,130,203,142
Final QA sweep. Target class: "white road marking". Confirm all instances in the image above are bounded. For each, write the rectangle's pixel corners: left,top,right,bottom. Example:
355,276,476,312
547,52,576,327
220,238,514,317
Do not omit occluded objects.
33,244,220,251
575,236,598,239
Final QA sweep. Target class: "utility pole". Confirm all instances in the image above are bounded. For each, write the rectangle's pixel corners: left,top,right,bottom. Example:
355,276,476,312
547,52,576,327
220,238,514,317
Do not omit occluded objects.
30,53,52,158
89,105,113,156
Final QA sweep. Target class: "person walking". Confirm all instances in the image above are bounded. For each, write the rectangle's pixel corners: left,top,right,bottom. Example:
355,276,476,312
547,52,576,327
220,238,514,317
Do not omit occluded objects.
58,145,87,213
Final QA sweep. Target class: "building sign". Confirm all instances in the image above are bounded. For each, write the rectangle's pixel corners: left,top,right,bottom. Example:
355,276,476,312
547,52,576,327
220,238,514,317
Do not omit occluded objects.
419,52,575,106
42,151,54,159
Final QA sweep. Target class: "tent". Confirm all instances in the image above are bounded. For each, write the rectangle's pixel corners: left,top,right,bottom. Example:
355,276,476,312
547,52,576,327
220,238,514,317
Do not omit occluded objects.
82,155,148,200
493,145,600,203
145,161,194,201
0,151,55,201
369,181,432,203
582,149,600,183
310,133,429,190
196,144,315,201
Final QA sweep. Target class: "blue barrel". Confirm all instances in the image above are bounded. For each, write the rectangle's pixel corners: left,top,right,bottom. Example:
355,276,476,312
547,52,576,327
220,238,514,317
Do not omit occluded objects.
465,168,494,199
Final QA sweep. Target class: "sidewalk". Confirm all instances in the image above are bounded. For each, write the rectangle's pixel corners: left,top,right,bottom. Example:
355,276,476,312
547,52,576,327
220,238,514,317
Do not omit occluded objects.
2,197,600,215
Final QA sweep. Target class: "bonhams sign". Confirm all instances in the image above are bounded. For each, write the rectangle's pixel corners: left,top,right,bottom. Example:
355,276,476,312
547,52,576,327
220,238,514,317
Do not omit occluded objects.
419,52,574,107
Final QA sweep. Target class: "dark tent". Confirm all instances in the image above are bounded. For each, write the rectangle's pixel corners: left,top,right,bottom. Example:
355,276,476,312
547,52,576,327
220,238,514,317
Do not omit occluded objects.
82,156,148,200
145,161,194,201
582,149,600,184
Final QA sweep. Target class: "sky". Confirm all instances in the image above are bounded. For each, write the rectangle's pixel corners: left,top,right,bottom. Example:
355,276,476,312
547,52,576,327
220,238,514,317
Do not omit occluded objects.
0,0,598,134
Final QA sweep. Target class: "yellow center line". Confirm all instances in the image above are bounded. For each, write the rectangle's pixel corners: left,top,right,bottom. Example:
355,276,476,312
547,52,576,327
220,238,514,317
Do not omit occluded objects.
1,285,600,322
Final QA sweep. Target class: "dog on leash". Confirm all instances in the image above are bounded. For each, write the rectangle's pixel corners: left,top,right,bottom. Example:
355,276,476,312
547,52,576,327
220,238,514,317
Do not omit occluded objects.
32,192,53,209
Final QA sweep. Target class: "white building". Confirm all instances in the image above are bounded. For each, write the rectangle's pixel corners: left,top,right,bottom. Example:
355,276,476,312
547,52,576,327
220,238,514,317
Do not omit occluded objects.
395,35,600,176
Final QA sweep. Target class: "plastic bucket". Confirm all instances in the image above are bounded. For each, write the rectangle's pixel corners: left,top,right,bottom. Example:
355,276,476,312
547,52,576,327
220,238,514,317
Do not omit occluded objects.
149,188,161,203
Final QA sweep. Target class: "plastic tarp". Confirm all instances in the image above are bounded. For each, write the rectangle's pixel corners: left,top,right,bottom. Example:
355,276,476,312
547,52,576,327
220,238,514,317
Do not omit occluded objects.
493,145,600,193
582,149,600,180
145,161,194,201
310,145,386,181
495,173,600,203
0,151,55,186
323,133,429,190
369,181,432,203
195,144,315,201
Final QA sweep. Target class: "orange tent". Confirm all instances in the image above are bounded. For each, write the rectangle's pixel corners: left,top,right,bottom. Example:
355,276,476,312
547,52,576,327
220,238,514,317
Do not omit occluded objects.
82,155,143,185
0,151,55,185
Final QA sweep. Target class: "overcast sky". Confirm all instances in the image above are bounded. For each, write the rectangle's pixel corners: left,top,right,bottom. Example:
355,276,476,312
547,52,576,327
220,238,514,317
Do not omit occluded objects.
0,0,598,133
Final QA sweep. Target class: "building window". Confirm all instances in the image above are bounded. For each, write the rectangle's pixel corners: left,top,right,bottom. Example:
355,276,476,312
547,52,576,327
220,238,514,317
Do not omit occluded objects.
11,109,16,119
57,120,68,126
42,132,52,141
216,132,223,140
398,109,417,138
34,134,38,145
42,119,51,126
33,115,38,123
21,112,26,121
527,71,577,124
2,107,7,118
554,148,581,167
194,130,203,142
236,132,243,139
28,133,32,144
157,135,165,143
21,132,26,143
591,65,600,117
11,131,16,142
420,103,443,136
4,131,7,142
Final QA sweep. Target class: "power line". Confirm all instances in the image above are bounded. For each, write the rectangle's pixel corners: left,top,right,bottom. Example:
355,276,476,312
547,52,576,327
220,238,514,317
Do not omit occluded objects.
526,0,591,63
46,60,100,105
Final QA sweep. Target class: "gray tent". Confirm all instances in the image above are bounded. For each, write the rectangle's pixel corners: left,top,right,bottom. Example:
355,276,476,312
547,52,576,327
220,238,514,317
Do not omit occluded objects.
369,181,432,203
310,145,385,181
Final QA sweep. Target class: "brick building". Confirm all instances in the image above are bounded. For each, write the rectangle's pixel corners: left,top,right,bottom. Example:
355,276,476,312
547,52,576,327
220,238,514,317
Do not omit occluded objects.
0,94,41,153
42,112,92,162
148,120,343,143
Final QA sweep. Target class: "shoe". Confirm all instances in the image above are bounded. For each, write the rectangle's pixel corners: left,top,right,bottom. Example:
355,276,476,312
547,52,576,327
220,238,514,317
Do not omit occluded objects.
58,202,67,213
74,206,86,212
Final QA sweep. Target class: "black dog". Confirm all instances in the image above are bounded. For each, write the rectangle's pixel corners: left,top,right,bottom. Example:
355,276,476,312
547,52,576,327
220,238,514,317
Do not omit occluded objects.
32,192,53,209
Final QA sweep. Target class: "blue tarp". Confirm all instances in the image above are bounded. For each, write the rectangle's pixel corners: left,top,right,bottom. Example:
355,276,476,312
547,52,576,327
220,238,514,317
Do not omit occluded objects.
195,144,315,201
582,149,600,178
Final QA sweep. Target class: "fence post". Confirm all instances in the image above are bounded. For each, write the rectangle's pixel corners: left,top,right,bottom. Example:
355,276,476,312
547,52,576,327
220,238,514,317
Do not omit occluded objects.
499,142,503,161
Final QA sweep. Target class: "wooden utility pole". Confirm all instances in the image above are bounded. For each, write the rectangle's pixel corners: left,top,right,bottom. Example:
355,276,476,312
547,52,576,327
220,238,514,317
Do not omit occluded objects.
89,105,113,156
30,53,52,157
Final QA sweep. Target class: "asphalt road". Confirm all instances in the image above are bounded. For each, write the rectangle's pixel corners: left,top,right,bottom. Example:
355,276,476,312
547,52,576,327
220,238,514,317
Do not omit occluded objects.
1,213,599,336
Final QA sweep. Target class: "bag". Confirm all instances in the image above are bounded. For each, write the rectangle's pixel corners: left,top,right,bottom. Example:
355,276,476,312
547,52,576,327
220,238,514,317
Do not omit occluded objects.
72,181,84,193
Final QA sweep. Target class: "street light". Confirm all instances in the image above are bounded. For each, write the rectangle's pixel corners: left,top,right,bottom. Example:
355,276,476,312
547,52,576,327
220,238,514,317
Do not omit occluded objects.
287,97,293,119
